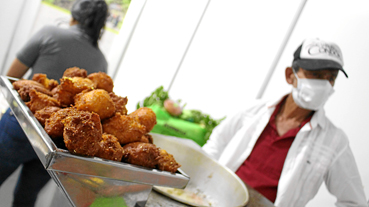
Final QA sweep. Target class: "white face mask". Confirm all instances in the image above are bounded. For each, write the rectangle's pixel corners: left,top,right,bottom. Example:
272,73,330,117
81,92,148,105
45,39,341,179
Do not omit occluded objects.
292,71,335,110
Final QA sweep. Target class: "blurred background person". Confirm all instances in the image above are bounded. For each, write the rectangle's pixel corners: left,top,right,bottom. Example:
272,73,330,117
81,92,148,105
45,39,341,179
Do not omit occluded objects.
0,0,108,206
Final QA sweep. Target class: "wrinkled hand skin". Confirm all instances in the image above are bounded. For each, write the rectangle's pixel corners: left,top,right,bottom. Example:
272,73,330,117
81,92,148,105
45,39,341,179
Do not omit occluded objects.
63,110,102,157
74,89,115,120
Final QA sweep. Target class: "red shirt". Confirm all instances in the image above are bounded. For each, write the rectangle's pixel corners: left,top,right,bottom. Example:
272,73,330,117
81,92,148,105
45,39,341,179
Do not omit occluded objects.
235,97,312,203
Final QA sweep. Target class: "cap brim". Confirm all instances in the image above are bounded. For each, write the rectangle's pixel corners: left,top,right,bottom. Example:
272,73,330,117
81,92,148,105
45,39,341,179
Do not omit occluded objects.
294,59,348,78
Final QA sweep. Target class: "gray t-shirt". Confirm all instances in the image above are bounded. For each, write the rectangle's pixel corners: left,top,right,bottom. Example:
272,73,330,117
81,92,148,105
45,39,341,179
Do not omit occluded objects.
17,25,107,80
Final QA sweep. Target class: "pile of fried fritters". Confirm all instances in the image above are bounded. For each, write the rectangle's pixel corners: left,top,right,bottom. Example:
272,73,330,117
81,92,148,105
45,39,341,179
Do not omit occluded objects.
12,67,180,173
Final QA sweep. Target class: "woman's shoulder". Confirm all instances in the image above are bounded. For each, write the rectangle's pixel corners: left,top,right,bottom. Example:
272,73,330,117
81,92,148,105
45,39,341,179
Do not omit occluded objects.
38,25,63,33
38,25,80,37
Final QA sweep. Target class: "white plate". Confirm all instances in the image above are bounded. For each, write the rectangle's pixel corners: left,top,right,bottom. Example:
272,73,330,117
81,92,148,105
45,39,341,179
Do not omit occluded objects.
151,133,249,207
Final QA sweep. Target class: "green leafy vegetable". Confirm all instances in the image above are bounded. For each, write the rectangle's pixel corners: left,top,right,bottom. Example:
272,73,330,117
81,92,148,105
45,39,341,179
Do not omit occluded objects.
137,86,225,142
179,109,225,141
137,86,169,109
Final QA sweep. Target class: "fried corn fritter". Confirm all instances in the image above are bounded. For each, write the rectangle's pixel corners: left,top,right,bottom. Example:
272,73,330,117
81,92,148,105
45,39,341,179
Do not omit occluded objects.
87,72,114,92
74,89,115,120
45,107,79,139
13,79,53,102
26,89,60,113
95,133,124,161
63,110,102,156
52,86,74,108
13,67,181,173
129,107,157,133
53,77,95,107
102,113,147,145
109,92,128,115
32,73,59,91
122,142,160,169
34,106,61,127
157,149,181,173
139,134,154,144
63,67,88,78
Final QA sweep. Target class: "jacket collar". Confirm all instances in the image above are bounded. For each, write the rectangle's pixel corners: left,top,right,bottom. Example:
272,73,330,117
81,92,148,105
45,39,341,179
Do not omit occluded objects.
266,94,327,130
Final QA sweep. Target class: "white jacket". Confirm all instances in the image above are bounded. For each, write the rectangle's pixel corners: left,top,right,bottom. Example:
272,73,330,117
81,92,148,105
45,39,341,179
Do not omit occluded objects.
202,95,367,207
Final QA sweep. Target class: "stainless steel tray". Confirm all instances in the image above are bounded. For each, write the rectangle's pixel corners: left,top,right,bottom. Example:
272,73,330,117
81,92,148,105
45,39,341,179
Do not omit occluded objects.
0,76,189,207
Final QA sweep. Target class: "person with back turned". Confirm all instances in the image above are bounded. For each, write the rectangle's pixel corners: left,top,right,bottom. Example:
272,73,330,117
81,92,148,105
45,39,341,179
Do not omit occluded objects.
0,0,109,206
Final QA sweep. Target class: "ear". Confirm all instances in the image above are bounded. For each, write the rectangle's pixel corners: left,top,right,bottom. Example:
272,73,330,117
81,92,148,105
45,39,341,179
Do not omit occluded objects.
285,67,294,84
69,18,79,26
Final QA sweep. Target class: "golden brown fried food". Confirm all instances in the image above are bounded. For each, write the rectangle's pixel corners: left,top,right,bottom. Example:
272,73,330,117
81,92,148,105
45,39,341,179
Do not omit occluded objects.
102,113,146,145
26,89,60,113
13,80,53,101
74,89,115,120
139,134,153,144
52,86,74,107
109,92,128,115
51,86,59,95
53,77,95,107
45,107,79,139
63,67,88,78
32,73,59,90
13,79,45,90
129,107,157,132
121,142,160,168
95,133,123,161
34,106,61,127
63,110,102,156
13,68,181,171
157,149,181,173
87,72,114,92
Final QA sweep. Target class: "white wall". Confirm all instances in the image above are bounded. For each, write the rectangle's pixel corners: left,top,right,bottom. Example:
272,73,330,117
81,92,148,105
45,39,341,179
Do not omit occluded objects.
113,0,212,112
0,0,41,75
113,0,302,118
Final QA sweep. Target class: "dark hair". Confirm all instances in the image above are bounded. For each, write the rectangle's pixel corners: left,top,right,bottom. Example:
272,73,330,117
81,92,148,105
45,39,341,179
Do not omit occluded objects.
71,0,108,47
292,61,300,73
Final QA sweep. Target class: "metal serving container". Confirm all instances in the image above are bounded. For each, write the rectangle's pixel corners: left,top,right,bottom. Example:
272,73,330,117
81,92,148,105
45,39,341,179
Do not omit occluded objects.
0,76,189,207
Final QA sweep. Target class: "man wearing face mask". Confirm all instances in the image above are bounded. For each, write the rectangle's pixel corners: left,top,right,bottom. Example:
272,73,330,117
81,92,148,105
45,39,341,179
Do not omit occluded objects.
202,38,367,206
